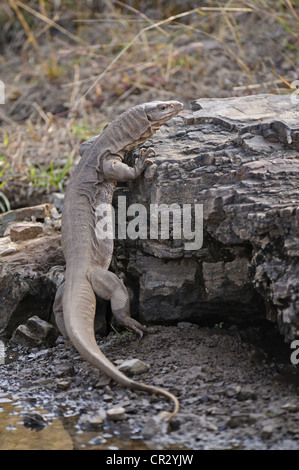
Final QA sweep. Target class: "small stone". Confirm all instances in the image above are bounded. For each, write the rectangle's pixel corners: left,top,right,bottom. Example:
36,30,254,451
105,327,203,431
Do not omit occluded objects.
226,385,241,397
56,380,70,390
88,414,105,426
11,316,58,348
27,316,55,339
0,203,51,236
281,402,299,412
106,407,126,421
261,424,275,440
102,393,113,402
9,222,43,241
23,412,47,429
78,409,106,429
118,358,150,376
11,324,38,348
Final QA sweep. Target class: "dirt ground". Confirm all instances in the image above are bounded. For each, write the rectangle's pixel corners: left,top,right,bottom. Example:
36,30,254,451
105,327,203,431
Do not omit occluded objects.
0,322,298,450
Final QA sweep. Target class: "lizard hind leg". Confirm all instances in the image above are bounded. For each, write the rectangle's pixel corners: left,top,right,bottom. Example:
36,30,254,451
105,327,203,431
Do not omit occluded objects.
89,267,148,337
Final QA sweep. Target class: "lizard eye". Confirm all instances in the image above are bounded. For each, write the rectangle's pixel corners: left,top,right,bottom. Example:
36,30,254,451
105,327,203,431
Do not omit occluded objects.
160,105,166,110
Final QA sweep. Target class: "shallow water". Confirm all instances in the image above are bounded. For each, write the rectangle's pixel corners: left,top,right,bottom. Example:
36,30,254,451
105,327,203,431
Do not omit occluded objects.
0,394,73,450
0,392,168,450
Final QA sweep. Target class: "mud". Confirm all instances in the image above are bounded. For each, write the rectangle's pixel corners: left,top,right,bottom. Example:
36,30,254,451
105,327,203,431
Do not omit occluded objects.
0,322,298,450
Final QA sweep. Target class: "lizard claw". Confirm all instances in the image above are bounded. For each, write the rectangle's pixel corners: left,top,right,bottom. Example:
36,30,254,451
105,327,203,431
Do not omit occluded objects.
120,317,149,339
140,147,156,159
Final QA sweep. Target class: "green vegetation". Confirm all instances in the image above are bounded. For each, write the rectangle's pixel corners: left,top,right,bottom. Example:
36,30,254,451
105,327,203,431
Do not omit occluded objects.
29,157,73,193
0,157,11,213
0,191,10,213
213,321,224,329
110,322,132,338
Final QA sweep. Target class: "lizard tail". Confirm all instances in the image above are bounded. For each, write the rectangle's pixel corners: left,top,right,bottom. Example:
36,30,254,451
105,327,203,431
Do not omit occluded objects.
131,382,179,420
63,276,179,420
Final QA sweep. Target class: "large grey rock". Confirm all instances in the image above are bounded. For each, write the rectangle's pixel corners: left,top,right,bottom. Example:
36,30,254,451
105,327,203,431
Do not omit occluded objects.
120,94,299,341
0,204,64,336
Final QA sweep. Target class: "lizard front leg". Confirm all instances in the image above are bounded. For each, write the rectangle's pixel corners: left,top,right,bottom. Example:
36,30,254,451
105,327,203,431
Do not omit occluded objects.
102,147,156,182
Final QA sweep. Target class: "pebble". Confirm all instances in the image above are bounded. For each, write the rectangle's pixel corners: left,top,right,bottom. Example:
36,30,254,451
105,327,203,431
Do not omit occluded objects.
261,424,275,440
103,393,114,402
9,222,43,241
11,316,58,348
56,380,70,390
118,358,150,376
78,409,106,429
23,412,48,429
226,385,241,397
281,402,299,412
106,407,126,421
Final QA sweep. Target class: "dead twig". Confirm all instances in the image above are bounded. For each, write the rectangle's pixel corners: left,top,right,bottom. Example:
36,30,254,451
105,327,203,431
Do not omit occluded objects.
13,0,90,46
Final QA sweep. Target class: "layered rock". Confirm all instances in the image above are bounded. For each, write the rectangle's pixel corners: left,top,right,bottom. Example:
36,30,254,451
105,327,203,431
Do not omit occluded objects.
121,94,299,341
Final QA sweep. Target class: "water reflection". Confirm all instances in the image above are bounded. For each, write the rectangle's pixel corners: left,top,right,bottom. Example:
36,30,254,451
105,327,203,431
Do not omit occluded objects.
0,396,73,450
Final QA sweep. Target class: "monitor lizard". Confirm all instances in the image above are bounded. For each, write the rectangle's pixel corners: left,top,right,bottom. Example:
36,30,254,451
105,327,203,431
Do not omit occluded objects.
53,100,184,420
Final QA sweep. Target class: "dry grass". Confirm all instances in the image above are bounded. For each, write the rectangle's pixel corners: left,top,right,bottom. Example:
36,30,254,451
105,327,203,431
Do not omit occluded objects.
0,0,298,208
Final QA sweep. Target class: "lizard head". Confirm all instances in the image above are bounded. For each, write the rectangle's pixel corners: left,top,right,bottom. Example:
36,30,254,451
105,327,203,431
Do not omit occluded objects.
144,101,183,130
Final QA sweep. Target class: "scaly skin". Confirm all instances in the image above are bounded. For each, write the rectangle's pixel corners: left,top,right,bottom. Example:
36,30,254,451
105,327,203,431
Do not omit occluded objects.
53,101,184,420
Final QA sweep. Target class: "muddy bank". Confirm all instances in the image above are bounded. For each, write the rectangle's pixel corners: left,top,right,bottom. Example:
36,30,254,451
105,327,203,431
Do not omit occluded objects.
0,323,298,450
